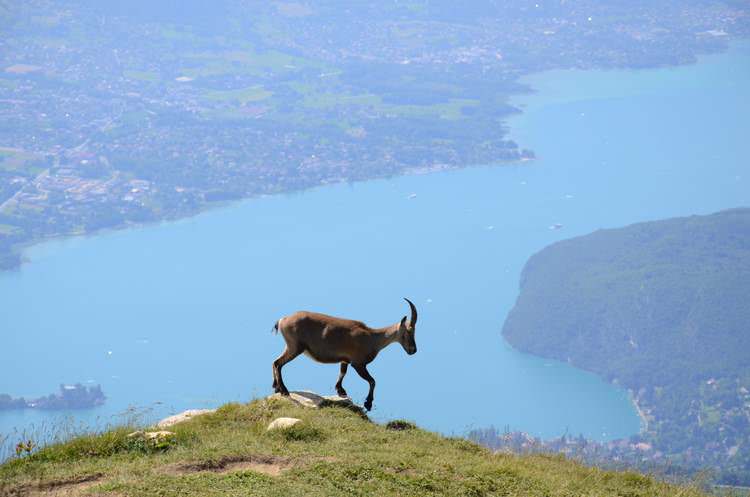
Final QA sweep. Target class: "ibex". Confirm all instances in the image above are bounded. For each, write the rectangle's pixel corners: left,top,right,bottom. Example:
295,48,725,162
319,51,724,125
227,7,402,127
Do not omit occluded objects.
272,298,418,411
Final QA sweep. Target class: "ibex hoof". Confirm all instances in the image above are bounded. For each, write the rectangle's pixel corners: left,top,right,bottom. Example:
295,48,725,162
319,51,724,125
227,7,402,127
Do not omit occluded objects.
278,388,290,396
336,388,348,398
364,399,373,411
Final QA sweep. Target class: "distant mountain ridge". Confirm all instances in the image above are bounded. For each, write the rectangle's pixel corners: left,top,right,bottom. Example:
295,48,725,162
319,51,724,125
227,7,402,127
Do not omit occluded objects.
502,208,750,484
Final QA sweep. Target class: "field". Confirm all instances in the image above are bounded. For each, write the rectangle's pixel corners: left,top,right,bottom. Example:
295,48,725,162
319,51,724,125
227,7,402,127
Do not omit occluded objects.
0,149,45,175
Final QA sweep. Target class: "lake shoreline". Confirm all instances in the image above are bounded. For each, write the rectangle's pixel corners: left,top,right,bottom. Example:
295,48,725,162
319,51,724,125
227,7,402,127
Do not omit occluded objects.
5,39,747,275
1,157,535,275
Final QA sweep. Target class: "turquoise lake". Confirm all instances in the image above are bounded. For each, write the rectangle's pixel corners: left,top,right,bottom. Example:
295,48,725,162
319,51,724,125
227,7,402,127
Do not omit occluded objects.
1,42,748,448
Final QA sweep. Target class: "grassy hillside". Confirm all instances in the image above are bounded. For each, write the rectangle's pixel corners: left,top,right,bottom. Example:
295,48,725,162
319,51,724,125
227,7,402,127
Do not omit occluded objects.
502,208,750,484
0,397,706,497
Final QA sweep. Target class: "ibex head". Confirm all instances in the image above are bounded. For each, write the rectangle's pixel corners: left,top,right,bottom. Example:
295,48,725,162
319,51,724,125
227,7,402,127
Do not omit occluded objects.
398,298,418,355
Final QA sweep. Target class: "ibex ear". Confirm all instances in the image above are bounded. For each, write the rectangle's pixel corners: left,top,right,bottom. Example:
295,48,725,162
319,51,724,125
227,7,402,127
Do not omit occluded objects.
399,316,407,329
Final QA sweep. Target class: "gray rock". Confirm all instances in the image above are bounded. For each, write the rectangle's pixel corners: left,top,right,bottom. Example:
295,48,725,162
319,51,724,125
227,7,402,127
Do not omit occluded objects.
268,391,360,411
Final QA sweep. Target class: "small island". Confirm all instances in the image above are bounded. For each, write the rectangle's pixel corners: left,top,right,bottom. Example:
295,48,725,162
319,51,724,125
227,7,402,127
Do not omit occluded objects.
0,384,105,410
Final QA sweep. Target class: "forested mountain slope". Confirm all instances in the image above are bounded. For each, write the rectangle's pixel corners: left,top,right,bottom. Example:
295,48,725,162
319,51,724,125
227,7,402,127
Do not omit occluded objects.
503,208,750,484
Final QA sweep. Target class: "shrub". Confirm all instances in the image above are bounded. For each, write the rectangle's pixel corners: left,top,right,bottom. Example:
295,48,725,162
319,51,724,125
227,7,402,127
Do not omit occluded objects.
385,420,417,431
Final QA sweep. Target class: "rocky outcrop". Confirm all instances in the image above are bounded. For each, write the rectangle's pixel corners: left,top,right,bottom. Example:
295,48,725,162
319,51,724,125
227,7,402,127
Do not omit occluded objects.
151,391,364,433
268,391,363,413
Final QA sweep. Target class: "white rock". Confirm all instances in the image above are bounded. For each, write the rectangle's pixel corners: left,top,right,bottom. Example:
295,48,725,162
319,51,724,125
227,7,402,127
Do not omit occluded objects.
157,408,216,428
267,417,302,431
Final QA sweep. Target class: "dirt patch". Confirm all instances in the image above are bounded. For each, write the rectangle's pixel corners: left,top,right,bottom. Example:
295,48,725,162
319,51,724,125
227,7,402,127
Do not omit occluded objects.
164,455,291,477
3,473,104,497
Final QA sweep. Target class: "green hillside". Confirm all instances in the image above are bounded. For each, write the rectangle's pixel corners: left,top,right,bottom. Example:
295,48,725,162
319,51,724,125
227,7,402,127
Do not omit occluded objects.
0,397,705,497
502,208,750,484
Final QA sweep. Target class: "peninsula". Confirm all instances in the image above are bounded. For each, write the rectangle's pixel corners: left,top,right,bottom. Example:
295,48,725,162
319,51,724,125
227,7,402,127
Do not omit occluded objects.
497,208,750,486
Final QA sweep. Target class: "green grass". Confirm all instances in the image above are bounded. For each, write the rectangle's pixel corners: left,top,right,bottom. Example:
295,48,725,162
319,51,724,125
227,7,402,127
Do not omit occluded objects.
381,98,479,120
0,149,45,174
205,85,273,104
299,90,381,109
0,398,708,497
702,406,722,425
0,78,18,89
181,47,320,79
292,85,478,120
0,224,21,235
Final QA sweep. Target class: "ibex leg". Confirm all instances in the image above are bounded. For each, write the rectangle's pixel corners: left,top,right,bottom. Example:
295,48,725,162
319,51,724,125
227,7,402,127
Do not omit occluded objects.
335,362,349,397
352,364,376,411
272,347,301,396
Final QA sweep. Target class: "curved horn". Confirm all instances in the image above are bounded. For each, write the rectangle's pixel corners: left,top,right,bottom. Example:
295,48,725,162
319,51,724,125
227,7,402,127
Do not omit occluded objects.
404,298,417,328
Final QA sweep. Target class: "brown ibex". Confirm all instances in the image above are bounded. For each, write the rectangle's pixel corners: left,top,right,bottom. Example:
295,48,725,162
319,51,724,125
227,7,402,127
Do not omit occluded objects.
272,298,418,411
